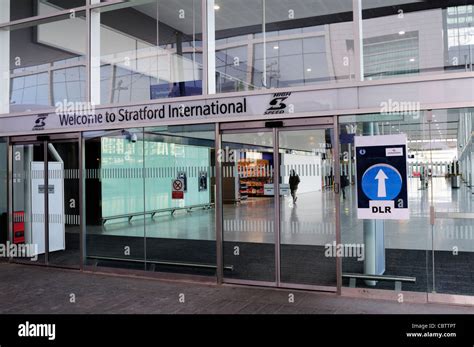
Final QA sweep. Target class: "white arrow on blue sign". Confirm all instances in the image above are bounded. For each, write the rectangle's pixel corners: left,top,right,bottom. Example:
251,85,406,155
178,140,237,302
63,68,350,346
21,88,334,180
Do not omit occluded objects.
361,164,402,201
375,169,388,197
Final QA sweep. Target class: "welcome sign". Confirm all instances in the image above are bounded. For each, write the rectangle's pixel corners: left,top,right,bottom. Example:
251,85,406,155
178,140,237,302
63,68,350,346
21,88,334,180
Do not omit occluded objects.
0,88,346,136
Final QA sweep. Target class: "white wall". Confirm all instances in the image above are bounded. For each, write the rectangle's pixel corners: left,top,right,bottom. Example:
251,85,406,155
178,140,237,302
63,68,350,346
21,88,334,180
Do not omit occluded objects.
281,153,322,194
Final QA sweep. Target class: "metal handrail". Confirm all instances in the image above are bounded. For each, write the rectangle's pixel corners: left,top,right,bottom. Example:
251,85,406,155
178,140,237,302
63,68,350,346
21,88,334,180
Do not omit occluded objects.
102,203,214,224
343,272,416,291
342,273,416,282
88,255,233,271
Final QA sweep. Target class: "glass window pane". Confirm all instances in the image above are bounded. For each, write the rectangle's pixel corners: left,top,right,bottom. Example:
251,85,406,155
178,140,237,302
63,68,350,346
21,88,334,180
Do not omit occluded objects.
0,0,86,23
279,128,337,287
4,12,87,115
143,124,216,276
84,128,146,271
362,0,474,80
214,0,354,94
0,139,7,246
338,113,430,293
431,108,474,296
221,131,276,282
12,143,47,264
93,0,202,105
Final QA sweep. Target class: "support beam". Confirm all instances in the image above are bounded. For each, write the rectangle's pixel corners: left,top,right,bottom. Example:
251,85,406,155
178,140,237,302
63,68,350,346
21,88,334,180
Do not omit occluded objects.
352,0,364,81
362,121,385,286
0,0,10,114
90,0,101,105
205,0,216,94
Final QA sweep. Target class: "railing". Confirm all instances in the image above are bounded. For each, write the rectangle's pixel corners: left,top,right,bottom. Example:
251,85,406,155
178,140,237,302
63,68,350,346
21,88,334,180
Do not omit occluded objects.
88,256,233,271
102,203,214,225
343,273,416,291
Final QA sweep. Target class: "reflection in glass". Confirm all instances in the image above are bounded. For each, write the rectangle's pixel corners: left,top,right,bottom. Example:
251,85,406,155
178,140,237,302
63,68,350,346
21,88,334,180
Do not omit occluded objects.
84,125,217,276
143,124,216,276
221,131,276,282
93,0,202,105
84,128,146,270
11,143,46,264
47,141,81,268
362,1,474,79
279,128,337,287
339,113,433,292
5,11,87,114
1,0,86,23
214,0,354,93
0,139,6,246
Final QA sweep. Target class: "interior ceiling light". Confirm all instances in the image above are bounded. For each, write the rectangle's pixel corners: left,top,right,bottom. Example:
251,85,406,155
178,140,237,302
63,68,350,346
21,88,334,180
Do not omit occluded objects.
399,31,406,35
214,4,220,10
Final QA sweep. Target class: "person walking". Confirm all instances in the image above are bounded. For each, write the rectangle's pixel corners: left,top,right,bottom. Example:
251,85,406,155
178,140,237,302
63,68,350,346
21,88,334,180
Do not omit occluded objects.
341,174,349,199
289,169,300,203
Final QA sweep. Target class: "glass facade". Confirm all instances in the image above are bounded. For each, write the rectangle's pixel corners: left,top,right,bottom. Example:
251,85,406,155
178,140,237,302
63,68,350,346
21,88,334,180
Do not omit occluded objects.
2,11,87,115
0,0,473,302
214,0,354,93
339,114,429,293
92,0,202,105
0,138,6,246
362,1,474,79
84,124,216,275
0,0,86,23
1,0,473,116
339,109,474,296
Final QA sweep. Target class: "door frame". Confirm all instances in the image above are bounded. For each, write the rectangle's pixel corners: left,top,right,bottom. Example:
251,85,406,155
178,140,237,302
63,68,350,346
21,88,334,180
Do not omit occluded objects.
217,117,341,292
8,132,83,269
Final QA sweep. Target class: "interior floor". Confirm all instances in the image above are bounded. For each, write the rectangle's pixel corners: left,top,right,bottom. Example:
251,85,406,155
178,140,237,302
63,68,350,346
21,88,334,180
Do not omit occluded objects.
25,177,474,295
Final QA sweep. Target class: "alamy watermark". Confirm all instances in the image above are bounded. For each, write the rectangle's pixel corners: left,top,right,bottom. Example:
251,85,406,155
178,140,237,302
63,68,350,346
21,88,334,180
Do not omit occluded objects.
18,321,55,341
0,242,38,261
55,99,96,116
217,146,263,163
380,99,421,119
325,241,365,261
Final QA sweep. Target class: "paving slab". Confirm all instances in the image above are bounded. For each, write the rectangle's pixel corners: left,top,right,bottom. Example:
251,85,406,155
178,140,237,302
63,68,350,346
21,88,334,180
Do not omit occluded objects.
0,264,472,314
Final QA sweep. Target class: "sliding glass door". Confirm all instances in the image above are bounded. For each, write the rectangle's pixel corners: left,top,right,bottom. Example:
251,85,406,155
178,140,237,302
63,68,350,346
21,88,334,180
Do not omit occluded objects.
219,117,340,290
10,135,81,269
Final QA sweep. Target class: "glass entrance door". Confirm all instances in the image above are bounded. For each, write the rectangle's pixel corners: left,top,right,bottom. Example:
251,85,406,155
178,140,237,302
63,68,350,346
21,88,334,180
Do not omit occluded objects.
278,127,338,289
10,135,81,269
427,110,474,298
12,142,47,265
219,118,339,290
46,139,81,268
221,129,276,283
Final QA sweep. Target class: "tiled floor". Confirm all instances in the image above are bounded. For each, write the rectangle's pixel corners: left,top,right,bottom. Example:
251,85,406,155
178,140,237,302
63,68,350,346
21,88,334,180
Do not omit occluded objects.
0,263,472,314
49,177,474,294
89,177,474,251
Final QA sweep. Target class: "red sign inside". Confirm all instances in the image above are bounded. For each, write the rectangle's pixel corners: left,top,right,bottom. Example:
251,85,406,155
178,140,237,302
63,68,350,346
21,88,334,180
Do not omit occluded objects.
172,191,184,199
172,179,184,199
